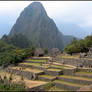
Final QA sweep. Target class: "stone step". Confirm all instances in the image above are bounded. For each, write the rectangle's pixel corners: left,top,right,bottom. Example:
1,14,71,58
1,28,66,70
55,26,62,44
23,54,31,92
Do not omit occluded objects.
58,75,92,85
38,74,57,82
44,68,63,76
54,80,84,91
75,71,92,78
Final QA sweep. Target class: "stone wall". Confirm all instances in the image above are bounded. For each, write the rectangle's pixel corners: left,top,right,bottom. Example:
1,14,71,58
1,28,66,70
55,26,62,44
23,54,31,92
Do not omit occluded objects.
62,68,77,75
56,58,92,67
74,73,92,78
38,76,56,82
29,82,54,91
54,82,80,91
44,70,63,76
4,67,44,80
19,64,47,70
77,68,92,72
58,77,92,85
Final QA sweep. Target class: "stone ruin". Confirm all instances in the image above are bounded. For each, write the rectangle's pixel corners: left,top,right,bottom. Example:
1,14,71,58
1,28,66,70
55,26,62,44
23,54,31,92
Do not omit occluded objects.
86,47,92,58
49,48,61,57
79,52,87,58
80,47,92,58
35,48,44,57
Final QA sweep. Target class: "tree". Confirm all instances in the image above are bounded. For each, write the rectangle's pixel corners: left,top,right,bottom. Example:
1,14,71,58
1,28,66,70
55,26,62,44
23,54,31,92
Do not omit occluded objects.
43,48,48,54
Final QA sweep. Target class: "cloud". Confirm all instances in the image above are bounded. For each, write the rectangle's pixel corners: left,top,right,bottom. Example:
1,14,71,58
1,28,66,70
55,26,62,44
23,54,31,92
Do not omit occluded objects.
0,1,92,38
79,15,92,27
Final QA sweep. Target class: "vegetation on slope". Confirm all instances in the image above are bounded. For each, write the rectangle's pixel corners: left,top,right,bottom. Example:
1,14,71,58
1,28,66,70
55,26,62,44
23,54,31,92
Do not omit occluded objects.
0,40,35,67
0,74,25,91
64,35,92,54
1,34,30,48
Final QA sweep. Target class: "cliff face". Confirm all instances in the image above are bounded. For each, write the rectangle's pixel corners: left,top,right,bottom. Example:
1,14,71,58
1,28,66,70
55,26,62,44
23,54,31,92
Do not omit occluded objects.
9,2,64,50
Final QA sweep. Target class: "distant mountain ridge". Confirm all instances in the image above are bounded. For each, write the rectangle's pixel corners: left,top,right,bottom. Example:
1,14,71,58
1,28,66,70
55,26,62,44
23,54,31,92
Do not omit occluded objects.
57,22,88,39
9,2,73,50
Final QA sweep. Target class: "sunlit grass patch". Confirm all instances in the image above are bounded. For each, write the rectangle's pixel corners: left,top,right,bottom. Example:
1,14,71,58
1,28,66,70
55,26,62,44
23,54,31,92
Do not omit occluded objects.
39,75,56,79
20,62,41,66
48,86,68,91
76,71,92,75
54,80,84,87
47,68,61,72
59,75,92,81
11,66,43,73
51,64,75,69
25,59,48,62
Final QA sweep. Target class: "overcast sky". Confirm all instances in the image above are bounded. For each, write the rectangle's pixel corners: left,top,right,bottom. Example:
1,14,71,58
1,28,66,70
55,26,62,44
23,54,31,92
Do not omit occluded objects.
0,1,92,37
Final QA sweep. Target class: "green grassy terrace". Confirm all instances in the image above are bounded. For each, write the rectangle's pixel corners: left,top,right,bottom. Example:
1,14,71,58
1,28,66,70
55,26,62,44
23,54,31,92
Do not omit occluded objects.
20,62,41,66
54,80,85,87
48,86,68,91
76,71,92,75
57,54,92,61
39,75,56,79
25,59,48,62
20,62,50,68
47,68,62,72
11,66,43,73
52,64,75,69
59,75,92,81
57,55,79,59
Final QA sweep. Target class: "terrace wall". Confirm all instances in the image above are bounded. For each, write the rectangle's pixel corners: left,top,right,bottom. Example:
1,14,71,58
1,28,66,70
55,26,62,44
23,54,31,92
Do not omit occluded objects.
4,67,44,80
56,58,92,67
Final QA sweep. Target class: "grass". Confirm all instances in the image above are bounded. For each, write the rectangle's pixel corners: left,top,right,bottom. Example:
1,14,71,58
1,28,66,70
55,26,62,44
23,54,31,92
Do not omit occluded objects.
51,64,65,69
52,64,75,69
25,59,48,62
57,54,79,59
76,71,92,75
23,68,43,73
57,54,92,61
40,64,50,68
20,62,50,68
39,75,56,79
20,62,41,66
54,80,84,87
42,82,54,90
59,75,92,81
1,70,47,89
11,66,43,73
48,86,68,91
47,68,61,72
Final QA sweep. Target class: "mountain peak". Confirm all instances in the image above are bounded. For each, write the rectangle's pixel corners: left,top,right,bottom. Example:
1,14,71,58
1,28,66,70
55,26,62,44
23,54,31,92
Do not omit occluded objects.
9,2,64,50
21,2,47,17
28,2,43,7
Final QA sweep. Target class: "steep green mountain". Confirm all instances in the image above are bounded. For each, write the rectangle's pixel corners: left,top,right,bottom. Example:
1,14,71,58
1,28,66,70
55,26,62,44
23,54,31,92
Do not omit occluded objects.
63,35,74,47
9,2,69,50
1,34,30,48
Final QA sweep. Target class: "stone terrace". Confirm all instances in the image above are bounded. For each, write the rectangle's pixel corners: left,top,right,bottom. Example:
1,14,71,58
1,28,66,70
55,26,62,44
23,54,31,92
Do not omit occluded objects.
2,56,92,91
